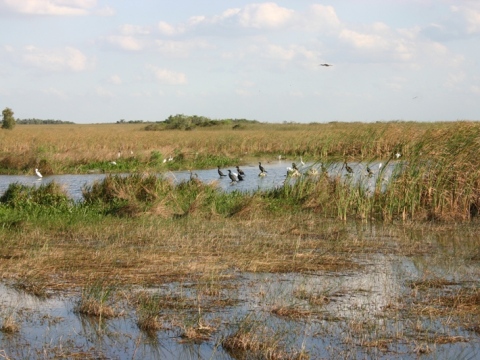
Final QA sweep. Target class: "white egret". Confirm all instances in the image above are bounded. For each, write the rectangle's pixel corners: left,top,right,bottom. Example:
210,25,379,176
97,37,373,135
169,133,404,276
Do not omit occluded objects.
395,153,401,159
300,157,305,166
35,168,43,178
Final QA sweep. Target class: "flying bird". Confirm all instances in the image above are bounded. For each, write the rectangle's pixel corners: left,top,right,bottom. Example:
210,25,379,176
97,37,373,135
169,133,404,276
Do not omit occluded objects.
319,63,332,67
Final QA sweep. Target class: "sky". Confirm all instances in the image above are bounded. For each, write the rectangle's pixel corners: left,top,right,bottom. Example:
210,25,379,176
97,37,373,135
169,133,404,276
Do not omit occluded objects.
1,0,479,124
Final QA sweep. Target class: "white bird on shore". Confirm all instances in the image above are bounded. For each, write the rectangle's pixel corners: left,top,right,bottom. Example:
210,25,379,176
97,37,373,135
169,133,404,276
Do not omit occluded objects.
35,168,43,178
395,153,401,159
300,157,305,167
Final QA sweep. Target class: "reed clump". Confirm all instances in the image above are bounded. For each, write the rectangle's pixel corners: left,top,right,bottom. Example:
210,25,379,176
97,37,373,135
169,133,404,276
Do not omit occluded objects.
135,292,164,332
76,280,117,318
0,181,71,209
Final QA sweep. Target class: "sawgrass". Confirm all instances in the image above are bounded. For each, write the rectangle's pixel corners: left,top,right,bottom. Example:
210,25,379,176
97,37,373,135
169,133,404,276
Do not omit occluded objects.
0,121,476,174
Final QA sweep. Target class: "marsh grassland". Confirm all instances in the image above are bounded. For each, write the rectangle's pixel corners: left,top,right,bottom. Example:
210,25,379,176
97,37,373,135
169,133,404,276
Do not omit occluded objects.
1,121,480,359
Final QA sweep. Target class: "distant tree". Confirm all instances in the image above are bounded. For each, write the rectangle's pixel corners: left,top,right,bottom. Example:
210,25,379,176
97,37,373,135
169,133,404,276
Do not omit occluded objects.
1,107,15,130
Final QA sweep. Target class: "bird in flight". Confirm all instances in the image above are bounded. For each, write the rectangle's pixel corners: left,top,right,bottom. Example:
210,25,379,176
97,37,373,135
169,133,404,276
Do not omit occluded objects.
319,63,332,67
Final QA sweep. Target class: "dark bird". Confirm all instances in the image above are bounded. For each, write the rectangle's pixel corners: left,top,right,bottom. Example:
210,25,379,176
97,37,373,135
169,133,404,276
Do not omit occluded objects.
343,161,353,175
366,166,373,177
228,169,238,182
319,63,332,67
218,166,227,177
236,166,245,176
237,173,244,181
189,170,200,183
258,162,267,173
292,162,299,171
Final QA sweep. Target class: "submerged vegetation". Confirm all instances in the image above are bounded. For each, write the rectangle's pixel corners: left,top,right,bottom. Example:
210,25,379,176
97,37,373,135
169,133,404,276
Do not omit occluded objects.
1,120,480,358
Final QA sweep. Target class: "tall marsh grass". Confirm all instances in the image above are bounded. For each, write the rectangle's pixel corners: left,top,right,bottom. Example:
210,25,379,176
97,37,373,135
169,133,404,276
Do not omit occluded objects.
1,121,476,174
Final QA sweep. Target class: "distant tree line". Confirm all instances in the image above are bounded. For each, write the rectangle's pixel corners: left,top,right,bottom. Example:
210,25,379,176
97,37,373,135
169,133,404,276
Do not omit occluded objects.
116,119,147,124
145,114,259,131
16,118,75,125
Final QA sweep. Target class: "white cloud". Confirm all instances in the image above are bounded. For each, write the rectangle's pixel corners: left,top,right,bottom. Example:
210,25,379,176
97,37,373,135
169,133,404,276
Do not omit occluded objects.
21,46,88,72
147,65,187,85
302,4,341,32
154,39,212,57
1,0,98,15
237,3,294,29
451,4,480,34
339,28,389,50
120,24,151,36
105,36,143,51
158,21,180,36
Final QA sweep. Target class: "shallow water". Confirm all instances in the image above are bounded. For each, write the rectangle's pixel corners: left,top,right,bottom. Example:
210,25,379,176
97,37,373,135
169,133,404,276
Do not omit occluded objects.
1,230,479,359
0,160,397,201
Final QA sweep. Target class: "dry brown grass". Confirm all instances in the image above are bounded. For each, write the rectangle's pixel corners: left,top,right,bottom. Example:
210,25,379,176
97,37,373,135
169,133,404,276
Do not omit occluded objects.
0,215,366,292
0,314,19,334
0,121,473,174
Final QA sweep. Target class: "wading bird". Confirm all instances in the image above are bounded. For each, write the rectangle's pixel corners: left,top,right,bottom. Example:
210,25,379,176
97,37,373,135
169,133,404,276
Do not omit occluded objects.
300,157,305,167
366,166,373,177
218,166,227,177
292,162,299,171
189,170,200,183
343,161,353,175
35,168,43,178
258,162,267,173
286,166,301,177
228,169,238,182
395,153,401,159
237,173,244,181
307,168,318,176
236,166,245,176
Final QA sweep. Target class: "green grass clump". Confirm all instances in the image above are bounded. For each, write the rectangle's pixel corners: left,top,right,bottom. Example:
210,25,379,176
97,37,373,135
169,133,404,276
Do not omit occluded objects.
0,181,72,209
76,280,117,318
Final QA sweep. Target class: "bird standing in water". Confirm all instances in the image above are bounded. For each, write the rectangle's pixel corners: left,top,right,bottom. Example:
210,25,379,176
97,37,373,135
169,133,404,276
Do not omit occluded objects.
236,166,245,177
228,170,238,182
218,166,227,177
343,161,353,175
35,168,43,178
366,166,373,177
258,162,267,173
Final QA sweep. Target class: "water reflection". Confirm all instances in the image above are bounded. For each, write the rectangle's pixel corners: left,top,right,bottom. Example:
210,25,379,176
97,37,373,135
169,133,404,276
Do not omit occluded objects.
0,160,400,201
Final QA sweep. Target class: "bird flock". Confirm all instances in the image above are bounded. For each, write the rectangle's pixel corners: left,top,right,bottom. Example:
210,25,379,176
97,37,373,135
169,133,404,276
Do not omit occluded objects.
32,152,402,188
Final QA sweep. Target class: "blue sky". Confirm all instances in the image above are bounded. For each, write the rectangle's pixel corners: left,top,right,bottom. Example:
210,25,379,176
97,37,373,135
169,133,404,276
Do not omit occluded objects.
1,0,479,123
